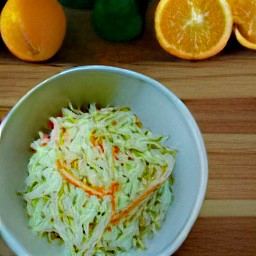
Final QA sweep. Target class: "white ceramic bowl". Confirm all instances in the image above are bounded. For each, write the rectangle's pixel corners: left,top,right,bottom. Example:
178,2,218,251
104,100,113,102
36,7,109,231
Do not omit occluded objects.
0,66,208,256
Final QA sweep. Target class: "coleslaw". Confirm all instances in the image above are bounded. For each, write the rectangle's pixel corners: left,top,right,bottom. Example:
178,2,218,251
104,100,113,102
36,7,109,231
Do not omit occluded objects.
23,104,176,255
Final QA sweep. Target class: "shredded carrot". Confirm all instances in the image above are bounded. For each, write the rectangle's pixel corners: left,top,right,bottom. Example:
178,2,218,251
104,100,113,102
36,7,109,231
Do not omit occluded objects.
56,159,106,197
48,120,54,129
110,183,162,225
112,146,120,160
90,134,104,153
110,182,119,214
98,137,104,153
56,158,162,227
42,134,50,139
89,135,96,146
111,182,119,193
41,133,50,146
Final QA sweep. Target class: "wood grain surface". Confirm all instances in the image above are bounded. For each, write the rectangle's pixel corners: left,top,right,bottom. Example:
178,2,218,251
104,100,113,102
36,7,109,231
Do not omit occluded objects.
0,1,256,255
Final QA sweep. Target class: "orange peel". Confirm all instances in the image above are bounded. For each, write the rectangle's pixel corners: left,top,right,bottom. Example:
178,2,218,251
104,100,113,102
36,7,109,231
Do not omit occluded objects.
228,0,256,49
234,26,256,50
0,0,66,62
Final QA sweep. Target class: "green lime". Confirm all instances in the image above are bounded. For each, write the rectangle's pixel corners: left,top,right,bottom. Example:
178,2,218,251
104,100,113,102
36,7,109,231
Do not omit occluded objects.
92,0,143,42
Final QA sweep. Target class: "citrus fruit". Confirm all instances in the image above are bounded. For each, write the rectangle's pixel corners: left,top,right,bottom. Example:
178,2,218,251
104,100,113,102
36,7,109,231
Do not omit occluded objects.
154,0,233,60
234,25,256,50
0,0,66,62
228,0,256,49
92,0,143,42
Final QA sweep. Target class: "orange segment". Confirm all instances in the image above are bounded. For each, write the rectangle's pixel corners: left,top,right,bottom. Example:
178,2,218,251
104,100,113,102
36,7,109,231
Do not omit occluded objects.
154,0,233,60
234,25,256,50
0,0,66,62
228,0,256,46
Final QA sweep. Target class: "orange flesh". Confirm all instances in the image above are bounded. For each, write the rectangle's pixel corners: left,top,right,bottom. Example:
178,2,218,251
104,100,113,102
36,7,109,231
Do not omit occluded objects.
155,0,233,59
234,26,256,50
228,0,256,44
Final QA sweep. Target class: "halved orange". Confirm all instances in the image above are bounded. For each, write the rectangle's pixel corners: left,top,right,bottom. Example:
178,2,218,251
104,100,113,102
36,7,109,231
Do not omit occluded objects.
234,25,256,50
228,0,256,49
154,0,233,60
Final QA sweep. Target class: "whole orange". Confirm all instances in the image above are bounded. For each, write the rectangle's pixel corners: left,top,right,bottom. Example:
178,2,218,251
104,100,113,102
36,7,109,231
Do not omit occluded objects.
0,0,66,62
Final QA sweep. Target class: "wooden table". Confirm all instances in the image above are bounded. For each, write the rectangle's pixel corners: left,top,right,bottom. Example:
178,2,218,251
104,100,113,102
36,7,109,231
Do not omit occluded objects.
0,2,256,255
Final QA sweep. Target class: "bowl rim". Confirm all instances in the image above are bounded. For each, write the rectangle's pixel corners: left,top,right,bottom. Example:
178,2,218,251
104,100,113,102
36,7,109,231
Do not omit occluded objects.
0,65,208,256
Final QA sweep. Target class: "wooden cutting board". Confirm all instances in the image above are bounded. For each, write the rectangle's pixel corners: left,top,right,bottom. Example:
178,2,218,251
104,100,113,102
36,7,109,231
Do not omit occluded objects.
0,2,255,255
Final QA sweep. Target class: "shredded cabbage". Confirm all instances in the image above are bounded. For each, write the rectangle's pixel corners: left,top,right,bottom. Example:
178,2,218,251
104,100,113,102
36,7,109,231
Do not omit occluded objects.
23,104,176,256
